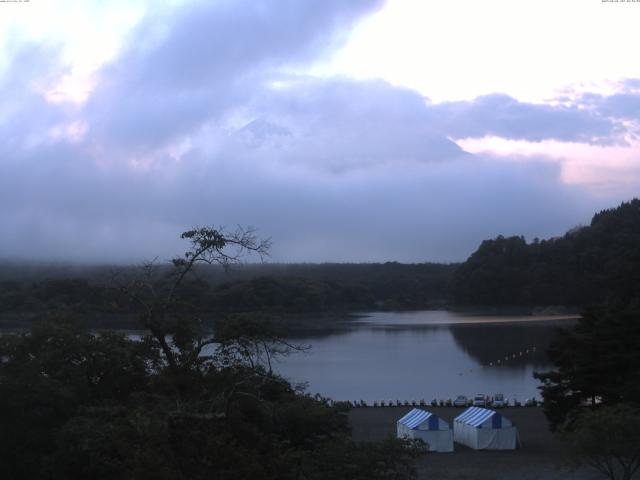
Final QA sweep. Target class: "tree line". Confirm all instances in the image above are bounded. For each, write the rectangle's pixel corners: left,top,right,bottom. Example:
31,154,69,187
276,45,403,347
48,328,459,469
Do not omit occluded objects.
0,262,456,329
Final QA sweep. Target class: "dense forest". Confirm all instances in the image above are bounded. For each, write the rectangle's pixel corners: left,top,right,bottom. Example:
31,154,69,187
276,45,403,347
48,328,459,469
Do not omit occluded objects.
0,262,456,329
451,199,640,308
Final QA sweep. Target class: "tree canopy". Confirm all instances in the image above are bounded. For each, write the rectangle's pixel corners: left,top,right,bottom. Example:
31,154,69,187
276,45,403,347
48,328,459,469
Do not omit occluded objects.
451,199,640,307
535,303,640,431
563,405,640,480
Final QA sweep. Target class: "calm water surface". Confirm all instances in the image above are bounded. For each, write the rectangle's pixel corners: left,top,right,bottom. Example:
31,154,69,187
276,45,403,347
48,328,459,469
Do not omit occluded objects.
274,310,578,403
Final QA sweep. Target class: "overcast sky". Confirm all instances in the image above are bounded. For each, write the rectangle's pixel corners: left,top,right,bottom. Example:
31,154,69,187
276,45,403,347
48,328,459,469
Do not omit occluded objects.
1,0,639,263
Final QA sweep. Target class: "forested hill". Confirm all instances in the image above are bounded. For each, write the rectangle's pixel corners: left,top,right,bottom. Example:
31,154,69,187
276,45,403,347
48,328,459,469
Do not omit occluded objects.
0,262,457,328
451,199,640,307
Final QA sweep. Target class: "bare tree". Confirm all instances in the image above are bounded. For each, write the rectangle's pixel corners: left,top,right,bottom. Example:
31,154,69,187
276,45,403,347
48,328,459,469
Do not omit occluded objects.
119,226,270,371
213,313,309,374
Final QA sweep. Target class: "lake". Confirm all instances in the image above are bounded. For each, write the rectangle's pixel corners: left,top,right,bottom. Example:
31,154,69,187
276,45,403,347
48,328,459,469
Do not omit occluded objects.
274,310,578,403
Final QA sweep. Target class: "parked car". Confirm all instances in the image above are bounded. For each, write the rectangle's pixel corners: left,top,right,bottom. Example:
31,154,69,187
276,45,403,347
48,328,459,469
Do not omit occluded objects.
472,394,486,407
453,395,468,407
493,393,505,408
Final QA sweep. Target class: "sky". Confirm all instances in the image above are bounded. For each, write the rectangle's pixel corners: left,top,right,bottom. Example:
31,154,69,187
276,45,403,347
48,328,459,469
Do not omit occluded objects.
1,0,639,263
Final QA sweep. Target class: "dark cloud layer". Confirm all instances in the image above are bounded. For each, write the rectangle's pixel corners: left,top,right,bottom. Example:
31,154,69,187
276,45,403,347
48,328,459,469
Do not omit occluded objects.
86,0,384,152
431,93,626,144
1,0,639,263
240,78,466,171
575,92,640,128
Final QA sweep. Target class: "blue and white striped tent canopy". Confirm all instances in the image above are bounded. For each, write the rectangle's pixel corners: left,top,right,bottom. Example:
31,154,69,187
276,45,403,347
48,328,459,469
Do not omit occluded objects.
398,408,440,430
397,408,454,451
454,407,511,428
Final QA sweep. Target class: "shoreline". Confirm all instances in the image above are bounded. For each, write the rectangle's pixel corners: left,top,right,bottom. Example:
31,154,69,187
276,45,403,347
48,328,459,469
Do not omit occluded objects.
349,310,581,327
0,309,581,331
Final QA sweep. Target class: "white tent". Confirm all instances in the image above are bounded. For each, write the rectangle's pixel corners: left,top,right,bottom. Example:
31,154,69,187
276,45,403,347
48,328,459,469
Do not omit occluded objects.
453,407,518,450
396,408,454,452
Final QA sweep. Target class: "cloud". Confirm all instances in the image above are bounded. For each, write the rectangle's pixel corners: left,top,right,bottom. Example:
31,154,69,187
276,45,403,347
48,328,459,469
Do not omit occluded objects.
0,132,608,263
84,0,384,153
1,0,640,263
430,93,626,145
0,77,615,263
620,78,640,92
0,42,75,149
232,77,466,172
574,91,640,127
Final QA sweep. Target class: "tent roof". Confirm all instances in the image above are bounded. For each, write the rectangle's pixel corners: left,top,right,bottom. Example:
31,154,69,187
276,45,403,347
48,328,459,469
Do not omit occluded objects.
397,408,435,429
455,407,499,427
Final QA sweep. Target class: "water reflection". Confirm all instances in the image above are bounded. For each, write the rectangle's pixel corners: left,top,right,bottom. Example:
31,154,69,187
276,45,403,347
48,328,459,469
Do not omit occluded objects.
448,322,569,367
274,311,577,402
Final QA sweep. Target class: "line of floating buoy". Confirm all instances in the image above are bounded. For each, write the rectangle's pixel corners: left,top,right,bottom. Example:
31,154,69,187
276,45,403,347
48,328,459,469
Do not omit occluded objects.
344,397,541,408
335,399,431,408
488,346,537,367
